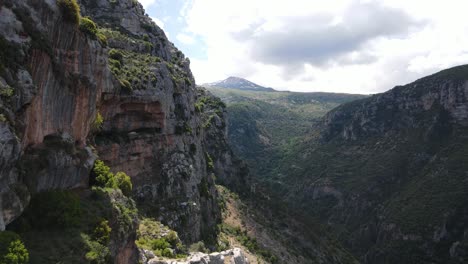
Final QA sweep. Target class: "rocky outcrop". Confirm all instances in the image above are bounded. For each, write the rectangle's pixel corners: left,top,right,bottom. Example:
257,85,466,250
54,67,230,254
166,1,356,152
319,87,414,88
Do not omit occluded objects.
140,248,250,264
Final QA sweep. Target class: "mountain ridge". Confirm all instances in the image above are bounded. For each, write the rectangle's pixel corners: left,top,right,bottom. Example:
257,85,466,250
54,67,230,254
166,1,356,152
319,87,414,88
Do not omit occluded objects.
204,76,276,92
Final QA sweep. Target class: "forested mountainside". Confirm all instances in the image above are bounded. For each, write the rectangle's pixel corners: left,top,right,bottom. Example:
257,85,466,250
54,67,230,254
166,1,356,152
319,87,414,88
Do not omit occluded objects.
208,86,366,181
222,65,468,263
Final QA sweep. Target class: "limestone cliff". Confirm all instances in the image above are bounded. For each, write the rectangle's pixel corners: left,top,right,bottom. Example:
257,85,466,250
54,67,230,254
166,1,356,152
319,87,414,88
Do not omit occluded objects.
1,0,106,230
196,88,250,194
0,0,241,261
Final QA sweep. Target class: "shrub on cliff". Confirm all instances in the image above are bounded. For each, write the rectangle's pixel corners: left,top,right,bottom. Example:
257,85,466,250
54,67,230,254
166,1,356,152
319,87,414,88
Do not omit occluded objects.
0,231,29,264
91,112,104,131
92,160,133,196
115,172,132,196
57,0,81,25
83,233,111,264
93,160,117,189
79,17,98,38
92,220,111,244
109,49,124,63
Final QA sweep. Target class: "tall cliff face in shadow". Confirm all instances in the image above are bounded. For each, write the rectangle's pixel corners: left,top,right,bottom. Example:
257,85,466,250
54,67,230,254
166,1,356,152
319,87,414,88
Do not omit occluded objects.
0,0,245,252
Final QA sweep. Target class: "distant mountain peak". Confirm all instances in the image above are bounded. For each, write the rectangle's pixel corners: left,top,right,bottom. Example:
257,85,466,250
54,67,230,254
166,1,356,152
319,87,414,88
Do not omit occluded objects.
204,76,275,92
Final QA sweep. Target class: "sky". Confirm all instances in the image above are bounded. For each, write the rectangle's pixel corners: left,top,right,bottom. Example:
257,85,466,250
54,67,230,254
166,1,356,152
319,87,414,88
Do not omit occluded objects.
141,0,468,94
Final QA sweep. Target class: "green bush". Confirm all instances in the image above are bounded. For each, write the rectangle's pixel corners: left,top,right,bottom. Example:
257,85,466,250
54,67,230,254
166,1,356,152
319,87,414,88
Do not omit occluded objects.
79,17,98,38
195,102,204,113
56,0,81,25
151,238,170,251
0,231,29,264
93,220,111,244
165,231,178,247
83,234,110,264
0,84,14,98
92,160,133,196
109,59,122,72
115,172,132,196
92,112,104,131
162,248,174,258
109,49,124,62
93,160,116,189
189,241,208,253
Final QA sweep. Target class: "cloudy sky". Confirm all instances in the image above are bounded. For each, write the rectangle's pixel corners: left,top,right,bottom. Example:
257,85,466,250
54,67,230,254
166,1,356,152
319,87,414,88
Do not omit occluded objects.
142,0,468,94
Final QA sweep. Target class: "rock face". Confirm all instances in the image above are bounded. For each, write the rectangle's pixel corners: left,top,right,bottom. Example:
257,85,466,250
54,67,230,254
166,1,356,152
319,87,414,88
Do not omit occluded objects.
140,248,250,264
0,0,105,230
197,88,250,194
0,0,239,261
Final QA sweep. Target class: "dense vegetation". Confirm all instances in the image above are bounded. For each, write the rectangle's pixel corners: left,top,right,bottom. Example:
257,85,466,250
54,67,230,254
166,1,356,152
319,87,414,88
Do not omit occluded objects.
208,87,366,182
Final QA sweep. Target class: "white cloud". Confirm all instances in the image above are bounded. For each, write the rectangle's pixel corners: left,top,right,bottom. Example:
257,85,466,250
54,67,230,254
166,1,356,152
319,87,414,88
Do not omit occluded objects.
176,33,195,45
182,0,468,94
150,16,165,30
139,0,157,9
150,16,169,38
